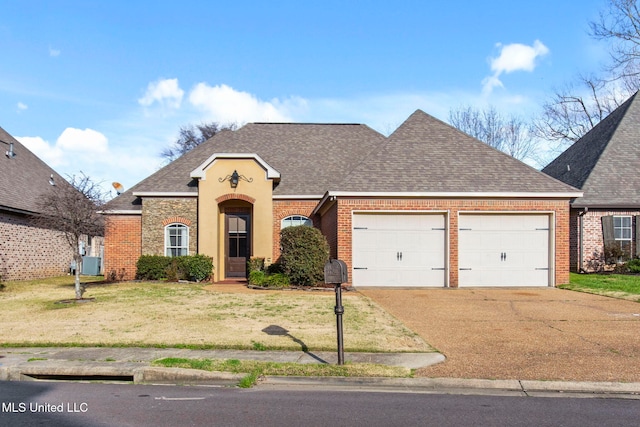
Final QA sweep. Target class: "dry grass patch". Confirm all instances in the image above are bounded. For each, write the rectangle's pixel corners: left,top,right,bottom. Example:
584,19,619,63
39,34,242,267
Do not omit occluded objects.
0,277,432,353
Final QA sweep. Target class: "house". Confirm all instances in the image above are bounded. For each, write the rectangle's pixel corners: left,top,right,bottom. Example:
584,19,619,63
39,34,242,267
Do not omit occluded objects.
0,127,89,280
102,110,581,287
543,91,640,272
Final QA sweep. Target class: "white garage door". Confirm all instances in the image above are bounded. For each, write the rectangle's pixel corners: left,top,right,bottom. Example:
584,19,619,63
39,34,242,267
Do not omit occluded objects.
352,213,446,287
458,214,550,287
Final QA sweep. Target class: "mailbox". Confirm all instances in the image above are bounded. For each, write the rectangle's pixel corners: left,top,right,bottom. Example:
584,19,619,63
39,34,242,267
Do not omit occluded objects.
324,259,348,284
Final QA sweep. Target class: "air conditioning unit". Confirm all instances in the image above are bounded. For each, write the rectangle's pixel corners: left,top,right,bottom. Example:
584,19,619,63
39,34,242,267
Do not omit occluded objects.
82,256,101,276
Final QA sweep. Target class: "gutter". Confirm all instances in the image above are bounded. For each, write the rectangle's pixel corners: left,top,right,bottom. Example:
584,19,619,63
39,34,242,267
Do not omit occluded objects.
577,207,588,273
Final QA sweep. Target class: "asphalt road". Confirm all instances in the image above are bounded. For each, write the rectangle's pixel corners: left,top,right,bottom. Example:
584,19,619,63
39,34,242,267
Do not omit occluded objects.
1,381,639,427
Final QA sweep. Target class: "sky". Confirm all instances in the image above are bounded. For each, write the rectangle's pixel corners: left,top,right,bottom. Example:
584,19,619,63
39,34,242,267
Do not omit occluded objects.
0,0,612,197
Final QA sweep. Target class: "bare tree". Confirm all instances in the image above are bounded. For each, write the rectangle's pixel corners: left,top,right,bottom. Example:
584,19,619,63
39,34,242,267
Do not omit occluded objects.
35,173,106,299
590,0,640,86
534,75,632,145
448,105,538,162
535,1,640,146
161,122,237,162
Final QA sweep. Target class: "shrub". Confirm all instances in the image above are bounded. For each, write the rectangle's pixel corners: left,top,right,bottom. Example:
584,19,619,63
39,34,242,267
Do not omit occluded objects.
248,257,265,273
136,255,172,280
265,273,290,288
627,259,640,273
136,254,213,282
279,225,330,286
182,254,214,282
249,270,267,286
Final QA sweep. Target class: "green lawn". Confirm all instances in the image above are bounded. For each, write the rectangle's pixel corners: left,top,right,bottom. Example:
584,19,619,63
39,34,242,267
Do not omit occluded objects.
560,272,640,302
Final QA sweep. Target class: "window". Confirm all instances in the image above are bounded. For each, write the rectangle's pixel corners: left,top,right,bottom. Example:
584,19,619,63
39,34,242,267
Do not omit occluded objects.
281,215,312,229
614,216,632,241
165,223,189,256
613,216,632,259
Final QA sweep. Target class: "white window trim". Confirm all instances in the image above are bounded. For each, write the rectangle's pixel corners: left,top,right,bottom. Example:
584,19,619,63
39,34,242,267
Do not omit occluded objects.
281,215,312,229
613,215,632,241
164,223,189,256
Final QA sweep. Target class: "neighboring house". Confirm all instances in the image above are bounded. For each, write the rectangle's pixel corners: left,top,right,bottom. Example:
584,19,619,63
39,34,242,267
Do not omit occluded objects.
0,127,100,280
543,91,640,272
102,110,580,287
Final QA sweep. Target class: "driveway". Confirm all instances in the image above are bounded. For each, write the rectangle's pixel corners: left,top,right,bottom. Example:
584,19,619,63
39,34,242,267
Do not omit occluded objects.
358,288,640,382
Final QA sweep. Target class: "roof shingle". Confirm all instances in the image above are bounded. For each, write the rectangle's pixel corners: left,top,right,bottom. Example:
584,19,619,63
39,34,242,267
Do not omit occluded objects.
0,126,72,214
543,91,640,207
105,110,579,211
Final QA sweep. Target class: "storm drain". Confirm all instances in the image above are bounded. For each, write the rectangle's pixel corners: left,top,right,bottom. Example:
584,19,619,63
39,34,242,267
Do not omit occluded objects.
22,373,134,382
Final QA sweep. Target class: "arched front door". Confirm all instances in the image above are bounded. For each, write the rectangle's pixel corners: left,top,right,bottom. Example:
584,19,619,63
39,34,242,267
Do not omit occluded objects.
225,212,250,278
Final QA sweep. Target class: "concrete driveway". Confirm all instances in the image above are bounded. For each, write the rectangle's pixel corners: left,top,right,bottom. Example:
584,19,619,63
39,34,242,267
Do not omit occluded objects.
358,288,640,382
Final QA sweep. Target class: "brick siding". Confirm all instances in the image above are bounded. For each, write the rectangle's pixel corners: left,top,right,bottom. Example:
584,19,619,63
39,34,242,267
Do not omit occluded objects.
104,215,142,280
573,208,640,272
0,211,74,280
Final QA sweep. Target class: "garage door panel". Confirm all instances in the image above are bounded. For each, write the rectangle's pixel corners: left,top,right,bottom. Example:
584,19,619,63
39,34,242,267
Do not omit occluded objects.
352,213,446,287
459,214,550,287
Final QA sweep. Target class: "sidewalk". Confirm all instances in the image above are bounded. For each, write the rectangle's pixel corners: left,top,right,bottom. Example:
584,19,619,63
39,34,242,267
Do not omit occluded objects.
1,347,639,398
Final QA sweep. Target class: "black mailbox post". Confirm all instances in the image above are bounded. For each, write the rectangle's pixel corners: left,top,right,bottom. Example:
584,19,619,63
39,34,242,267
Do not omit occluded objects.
324,259,348,365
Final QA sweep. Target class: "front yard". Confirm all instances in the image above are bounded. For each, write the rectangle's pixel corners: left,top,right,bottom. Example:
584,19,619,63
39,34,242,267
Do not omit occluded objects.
0,276,432,353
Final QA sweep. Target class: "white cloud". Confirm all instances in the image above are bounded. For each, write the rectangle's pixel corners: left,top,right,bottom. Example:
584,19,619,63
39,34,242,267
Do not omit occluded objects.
138,78,184,109
57,128,108,153
188,83,299,123
17,102,27,112
18,136,65,166
17,128,108,171
49,47,61,57
483,40,549,95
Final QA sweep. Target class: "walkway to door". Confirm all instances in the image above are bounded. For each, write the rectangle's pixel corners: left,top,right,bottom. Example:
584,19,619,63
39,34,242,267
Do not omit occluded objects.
359,287,640,382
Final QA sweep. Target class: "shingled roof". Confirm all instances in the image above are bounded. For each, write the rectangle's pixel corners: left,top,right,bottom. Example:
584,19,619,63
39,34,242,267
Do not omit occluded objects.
105,109,580,212
104,122,387,211
334,110,580,193
542,91,640,208
0,126,71,214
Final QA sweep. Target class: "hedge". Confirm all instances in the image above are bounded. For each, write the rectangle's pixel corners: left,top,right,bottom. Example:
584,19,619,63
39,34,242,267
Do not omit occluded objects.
136,254,214,282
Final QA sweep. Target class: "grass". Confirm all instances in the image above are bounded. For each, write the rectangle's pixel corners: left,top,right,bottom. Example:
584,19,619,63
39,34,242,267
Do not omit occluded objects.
0,276,433,353
152,357,412,387
560,272,640,302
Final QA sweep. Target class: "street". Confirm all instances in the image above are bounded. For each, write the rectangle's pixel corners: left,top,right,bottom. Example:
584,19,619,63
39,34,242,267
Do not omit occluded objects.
0,381,638,427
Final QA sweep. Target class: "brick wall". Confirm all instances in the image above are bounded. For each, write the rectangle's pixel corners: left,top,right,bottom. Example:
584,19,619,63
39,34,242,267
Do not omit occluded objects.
272,200,319,263
575,208,640,272
141,198,197,256
328,197,570,287
104,215,141,280
0,211,74,280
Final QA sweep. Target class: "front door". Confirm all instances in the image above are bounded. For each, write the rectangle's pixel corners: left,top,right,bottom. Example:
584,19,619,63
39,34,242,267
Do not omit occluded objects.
226,213,250,278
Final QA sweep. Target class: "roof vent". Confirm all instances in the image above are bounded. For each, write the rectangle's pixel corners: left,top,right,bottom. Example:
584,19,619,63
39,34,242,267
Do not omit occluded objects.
566,164,570,172
4,141,16,159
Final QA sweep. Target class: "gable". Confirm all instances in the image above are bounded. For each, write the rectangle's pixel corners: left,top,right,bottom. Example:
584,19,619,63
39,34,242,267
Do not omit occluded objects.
543,91,640,208
333,110,580,194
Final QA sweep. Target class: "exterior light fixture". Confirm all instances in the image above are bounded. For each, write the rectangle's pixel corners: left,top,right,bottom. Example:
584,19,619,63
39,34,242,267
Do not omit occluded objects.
219,170,253,188
230,170,240,188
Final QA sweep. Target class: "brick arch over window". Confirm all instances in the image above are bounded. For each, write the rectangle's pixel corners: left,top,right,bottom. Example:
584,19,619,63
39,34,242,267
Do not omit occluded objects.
162,216,192,227
216,193,256,204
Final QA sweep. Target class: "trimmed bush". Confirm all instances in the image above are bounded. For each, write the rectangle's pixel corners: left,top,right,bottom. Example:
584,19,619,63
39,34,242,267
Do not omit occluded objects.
136,254,214,282
182,254,214,282
279,225,330,286
136,255,172,280
627,259,640,273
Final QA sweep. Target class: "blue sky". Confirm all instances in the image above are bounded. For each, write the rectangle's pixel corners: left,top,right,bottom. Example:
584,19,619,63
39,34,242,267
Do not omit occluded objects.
1,0,609,196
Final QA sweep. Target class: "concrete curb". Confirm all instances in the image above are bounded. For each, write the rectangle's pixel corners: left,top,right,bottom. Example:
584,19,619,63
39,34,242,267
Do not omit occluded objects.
1,348,639,398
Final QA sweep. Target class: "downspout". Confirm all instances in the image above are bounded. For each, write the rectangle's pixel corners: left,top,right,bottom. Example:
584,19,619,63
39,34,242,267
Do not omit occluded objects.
577,207,588,273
